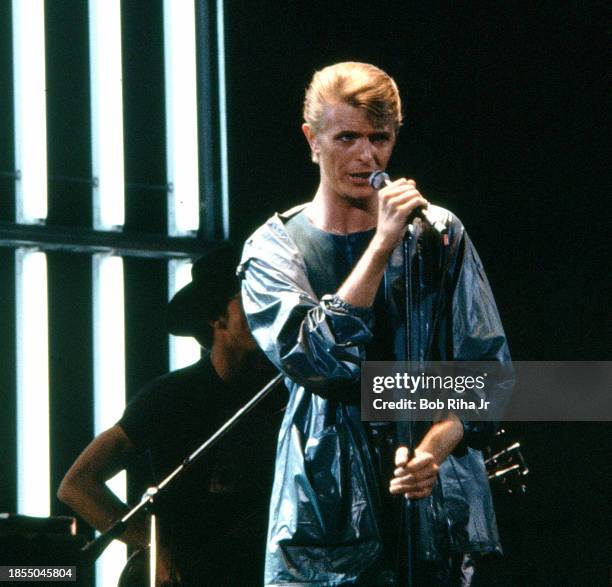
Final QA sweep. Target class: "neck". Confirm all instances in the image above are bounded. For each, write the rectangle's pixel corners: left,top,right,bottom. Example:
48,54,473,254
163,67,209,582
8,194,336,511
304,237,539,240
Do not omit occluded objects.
307,186,377,234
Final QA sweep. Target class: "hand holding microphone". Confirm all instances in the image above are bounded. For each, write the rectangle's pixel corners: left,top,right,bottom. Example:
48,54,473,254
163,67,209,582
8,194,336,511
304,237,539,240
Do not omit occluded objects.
369,171,448,235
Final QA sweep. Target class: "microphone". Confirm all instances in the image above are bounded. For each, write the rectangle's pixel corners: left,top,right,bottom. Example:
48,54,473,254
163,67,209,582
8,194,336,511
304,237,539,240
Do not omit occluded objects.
369,171,448,235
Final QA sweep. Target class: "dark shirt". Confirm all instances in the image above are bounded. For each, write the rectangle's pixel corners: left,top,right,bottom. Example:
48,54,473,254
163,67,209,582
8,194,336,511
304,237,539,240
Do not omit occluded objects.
284,211,407,571
285,210,395,363
118,354,282,585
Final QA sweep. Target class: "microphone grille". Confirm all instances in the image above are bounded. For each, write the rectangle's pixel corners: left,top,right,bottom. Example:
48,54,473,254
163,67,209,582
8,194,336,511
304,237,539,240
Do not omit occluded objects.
369,170,389,190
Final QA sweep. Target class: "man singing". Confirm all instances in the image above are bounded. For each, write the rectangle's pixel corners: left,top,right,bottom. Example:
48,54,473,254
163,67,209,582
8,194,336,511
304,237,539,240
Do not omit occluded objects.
240,62,510,585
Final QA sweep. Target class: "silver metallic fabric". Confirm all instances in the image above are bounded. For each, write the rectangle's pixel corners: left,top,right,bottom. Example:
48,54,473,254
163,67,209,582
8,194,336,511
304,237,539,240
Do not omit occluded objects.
240,204,510,586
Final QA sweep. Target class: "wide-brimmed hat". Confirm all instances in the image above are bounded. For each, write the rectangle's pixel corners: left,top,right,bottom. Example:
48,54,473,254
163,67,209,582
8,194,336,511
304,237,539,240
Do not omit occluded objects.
167,243,241,337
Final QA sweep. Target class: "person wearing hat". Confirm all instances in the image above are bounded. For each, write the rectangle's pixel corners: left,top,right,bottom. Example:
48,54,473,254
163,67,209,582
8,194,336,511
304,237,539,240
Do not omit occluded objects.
58,244,281,585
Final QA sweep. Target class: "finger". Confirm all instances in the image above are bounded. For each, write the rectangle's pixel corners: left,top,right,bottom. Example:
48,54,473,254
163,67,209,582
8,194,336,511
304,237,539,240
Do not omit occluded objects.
392,471,439,496
392,468,436,483
391,481,436,497
383,176,408,187
404,452,436,473
383,177,416,188
381,195,427,221
393,456,437,477
392,465,411,478
395,446,410,467
394,197,429,217
384,190,424,208
390,470,437,490
414,476,438,491
390,482,412,494
404,487,434,499
390,480,418,494
391,465,436,483
378,175,416,192
379,183,421,201
399,477,438,497
390,471,414,486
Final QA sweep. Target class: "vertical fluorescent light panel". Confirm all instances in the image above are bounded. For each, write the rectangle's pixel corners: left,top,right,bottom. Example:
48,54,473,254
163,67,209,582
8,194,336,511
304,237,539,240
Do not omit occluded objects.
92,255,127,586
15,250,50,516
12,0,48,223
164,0,200,235
216,0,229,238
89,0,125,229
149,514,157,586
168,259,201,369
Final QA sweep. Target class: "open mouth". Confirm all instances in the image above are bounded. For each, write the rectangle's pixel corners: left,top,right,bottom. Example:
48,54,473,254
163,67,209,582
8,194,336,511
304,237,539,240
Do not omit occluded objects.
348,171,370,185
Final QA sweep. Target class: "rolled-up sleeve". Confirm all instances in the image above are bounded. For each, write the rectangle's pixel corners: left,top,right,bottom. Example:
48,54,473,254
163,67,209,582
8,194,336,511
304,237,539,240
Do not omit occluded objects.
240,218,374,390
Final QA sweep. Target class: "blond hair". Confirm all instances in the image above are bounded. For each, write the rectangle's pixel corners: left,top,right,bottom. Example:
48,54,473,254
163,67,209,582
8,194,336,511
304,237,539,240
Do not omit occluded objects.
303,62,402,134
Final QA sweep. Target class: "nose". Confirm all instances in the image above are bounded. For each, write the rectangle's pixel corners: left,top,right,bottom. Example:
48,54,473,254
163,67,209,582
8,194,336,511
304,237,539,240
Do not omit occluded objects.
356,139,375,164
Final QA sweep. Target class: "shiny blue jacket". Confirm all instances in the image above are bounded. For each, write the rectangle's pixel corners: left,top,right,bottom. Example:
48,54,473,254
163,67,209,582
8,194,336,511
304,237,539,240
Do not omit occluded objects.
241,204,511,586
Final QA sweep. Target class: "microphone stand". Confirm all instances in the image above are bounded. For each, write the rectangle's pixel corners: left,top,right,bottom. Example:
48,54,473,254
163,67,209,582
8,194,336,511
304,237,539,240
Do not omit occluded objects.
370,170,449,585
400,230,416,587
80,372,285,582
400,221,450,586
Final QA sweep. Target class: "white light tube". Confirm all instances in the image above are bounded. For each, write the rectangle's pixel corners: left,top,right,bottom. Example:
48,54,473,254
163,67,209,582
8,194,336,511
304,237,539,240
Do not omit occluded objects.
164,0,200,235
216,0,230,238
89,0,125,229
92,254,127,585
12,0,48,223
15,250,50,516
168,259,201,369
149,514,157,586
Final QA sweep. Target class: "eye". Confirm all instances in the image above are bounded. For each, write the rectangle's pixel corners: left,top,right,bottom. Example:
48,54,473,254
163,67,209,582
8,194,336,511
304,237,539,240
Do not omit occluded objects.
370,132,391,144
336,132,358,142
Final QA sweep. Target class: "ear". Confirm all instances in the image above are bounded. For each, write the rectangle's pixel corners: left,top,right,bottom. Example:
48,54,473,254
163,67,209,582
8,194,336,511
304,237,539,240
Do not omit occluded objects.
302,123,319,163
209,313,228,331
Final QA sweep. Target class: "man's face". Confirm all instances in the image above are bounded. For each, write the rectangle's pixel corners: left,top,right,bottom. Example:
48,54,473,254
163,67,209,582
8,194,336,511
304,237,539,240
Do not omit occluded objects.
303,102,396,203
224,293,259,353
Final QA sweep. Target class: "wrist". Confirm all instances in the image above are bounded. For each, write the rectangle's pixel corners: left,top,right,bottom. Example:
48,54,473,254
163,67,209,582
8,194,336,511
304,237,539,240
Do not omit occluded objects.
370,232,397,256
321,294,371,318
419,417,464,465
